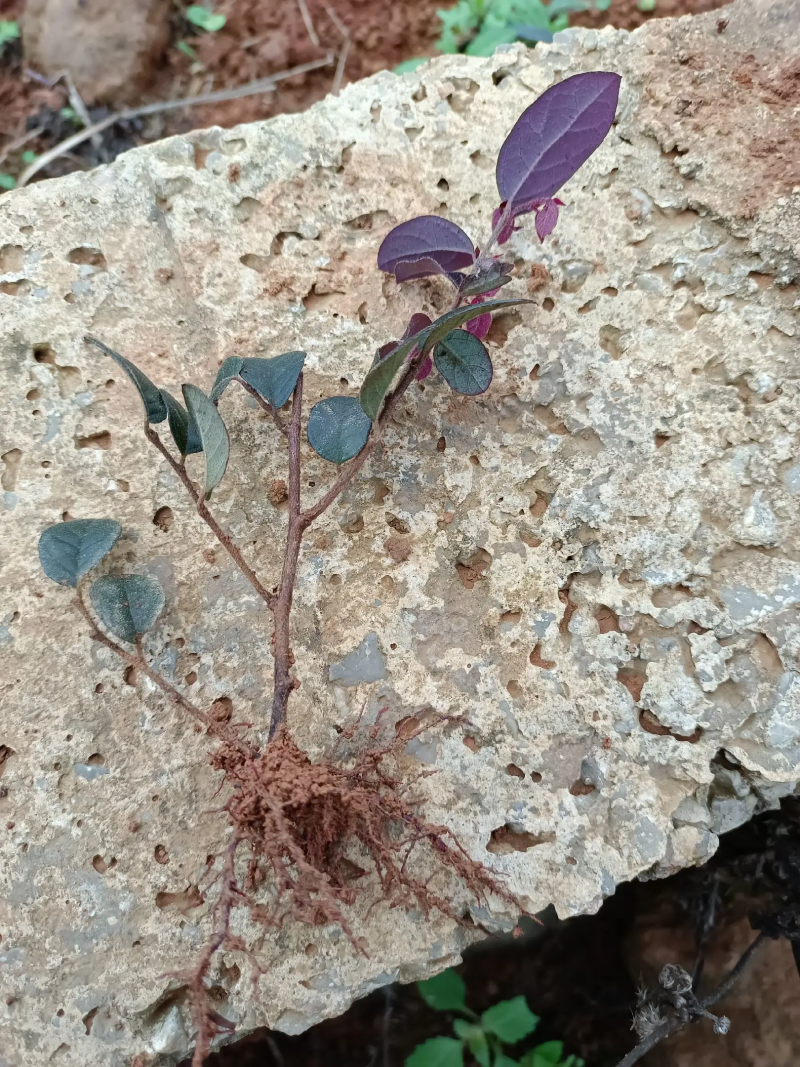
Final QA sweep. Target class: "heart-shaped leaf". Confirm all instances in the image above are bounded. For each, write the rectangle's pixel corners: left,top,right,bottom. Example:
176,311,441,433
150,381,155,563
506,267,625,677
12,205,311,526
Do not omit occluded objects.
239,351,306,409
307,396,372,464
90,575,165,642
417,969,468,1012
85,335,167,423
182,384,230,498
434,330,493,394
210,357,244,403
481,996,539,1044
38,518,121,587
359,297,529,420
496,71,621,212
161,390,203,456
378,216,476,281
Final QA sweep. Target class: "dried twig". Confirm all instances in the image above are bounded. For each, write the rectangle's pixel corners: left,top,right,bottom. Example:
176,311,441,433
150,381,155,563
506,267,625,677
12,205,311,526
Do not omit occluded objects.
617,932,769,1067
296,0,322,47
24,67,101,148
0,126,43,171
320,0,351,95
17,56,335,187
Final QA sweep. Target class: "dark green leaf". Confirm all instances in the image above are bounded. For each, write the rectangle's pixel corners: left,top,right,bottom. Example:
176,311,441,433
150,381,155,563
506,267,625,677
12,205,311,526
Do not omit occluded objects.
90,575,165,642
85,335,167,423
460,265,514,298
210,357,244,403
359,333,421,422
494,1057,521,1067
307,396,372,464
417,969,468,1012
405,1037,464,1067
525,1040,565,1066
420,298,530,355
452,1020,476,1039
481,998,539,1044
360,297,530,421
239,351,306,409
182,384,230,498
161,390,202,456
434,330,493,395
38,519,121,587
467,1030,491,1067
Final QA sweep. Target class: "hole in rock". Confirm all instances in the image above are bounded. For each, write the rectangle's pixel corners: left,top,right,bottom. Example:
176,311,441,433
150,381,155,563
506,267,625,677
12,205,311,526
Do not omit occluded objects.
487,826,556,854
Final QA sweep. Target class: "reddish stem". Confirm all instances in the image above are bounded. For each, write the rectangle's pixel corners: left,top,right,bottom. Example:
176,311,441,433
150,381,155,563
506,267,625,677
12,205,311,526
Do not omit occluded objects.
145,426,276,610
270,373,304,737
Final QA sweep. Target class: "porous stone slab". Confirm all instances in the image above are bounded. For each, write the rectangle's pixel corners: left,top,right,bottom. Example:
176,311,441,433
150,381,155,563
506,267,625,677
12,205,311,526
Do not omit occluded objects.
1,0,799,1063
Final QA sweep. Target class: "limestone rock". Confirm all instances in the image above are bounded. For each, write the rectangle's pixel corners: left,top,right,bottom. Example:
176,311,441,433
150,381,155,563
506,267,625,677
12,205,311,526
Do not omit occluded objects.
1,0,799,1063
22,0,171,106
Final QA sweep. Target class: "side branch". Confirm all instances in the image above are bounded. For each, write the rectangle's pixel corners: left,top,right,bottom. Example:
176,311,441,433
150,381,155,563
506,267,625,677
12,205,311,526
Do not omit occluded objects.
145,427,276,610
75,591,211,728
239,380,288,438
299,353,421,529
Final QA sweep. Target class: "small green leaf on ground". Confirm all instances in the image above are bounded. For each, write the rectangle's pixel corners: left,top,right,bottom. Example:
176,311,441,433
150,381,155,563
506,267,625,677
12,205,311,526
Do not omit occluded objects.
637,0,656,10
417,968,468,1012
466,1029,491,1067
21,150,37,165
85,336,167,424
90,575,165,642
38,519,121,587
406,1036,464,1067
521,1040,565,1066
239,351,306,409
176,40,199,59
434,329,493,395
0,174,16,191
481,997,539,1044
186,5,226,31
0,21,19,48
182,384,230,498
307,396,371,464
395,57,427,74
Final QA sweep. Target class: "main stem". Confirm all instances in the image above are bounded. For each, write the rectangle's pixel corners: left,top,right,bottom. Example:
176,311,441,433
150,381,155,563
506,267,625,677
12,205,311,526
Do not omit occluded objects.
268,349,431,737
271,374,304,737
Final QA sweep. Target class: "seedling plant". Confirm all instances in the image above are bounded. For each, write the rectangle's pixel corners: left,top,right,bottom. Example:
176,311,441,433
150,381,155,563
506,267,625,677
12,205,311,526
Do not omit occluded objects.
36,71,620,1064
395,0,611,73
409,968,584,1067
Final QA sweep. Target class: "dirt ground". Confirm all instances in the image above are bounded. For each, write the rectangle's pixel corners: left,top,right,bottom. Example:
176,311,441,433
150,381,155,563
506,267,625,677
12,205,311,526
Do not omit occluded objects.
0,0,731,188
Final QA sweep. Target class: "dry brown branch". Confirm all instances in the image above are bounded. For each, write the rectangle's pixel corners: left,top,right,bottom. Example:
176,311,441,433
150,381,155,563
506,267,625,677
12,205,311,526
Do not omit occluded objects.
320,1,352,95
17,56,335,186
616,932,769,1067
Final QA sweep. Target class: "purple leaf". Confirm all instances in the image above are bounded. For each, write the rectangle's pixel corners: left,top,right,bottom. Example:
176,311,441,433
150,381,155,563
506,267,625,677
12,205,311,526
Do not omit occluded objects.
404,313,433,337
378,216,476,280
466,312,491,340
496,71,621,212
415,355,434,381
535,198,561,242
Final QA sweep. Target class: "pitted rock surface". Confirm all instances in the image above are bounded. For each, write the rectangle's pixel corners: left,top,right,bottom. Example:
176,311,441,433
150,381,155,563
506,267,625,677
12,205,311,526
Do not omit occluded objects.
1,0,799,1063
